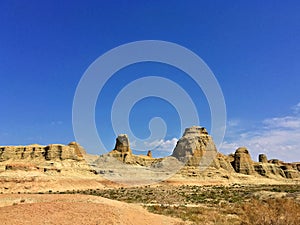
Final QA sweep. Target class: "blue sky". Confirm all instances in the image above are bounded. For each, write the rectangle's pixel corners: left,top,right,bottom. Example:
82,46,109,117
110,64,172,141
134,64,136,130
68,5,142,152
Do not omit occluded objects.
1,1,300,162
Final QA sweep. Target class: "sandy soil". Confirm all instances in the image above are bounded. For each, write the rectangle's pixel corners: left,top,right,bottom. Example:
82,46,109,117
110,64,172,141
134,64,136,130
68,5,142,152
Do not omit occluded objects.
0,194,184,225
0,165,298,225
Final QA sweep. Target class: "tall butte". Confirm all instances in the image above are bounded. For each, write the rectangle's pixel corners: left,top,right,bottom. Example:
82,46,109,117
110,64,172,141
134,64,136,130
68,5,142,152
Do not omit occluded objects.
172,126,217,166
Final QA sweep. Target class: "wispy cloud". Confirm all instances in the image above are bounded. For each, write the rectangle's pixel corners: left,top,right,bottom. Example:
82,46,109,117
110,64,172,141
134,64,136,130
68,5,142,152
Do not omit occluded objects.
227,119,241,127
131,138,178,157
292,102,300,114
144,138,178,153
50,121,63,126
263,116,300,129
221,103,300,162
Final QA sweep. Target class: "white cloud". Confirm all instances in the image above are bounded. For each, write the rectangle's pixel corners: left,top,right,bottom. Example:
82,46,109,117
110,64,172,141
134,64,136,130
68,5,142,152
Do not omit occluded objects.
227,119,241,127
292,102,300,114
263,116,300,129
144,138,178,153
220,103,300,162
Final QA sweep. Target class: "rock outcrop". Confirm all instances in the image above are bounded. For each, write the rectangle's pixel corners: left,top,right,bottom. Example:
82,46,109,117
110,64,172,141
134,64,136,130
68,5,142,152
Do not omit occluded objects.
172,126,217,166
0,142,85,162
254,156,299,178
232,147,255,175
211,153,235,172
114,134,131,153
258,154,268,163
107,134,161,166
253,162,286,178
0,126,299,181
171,126,299,179
108,134,133,162
147,150,152,158
0,142,90,173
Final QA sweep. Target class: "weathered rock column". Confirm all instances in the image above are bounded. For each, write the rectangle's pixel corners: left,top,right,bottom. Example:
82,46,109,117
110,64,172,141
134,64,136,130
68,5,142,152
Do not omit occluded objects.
232,147,255,175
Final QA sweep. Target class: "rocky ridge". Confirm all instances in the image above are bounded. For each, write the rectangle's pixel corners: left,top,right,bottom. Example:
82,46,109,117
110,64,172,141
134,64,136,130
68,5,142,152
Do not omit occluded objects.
104,126,300,180
0,126,299,181
0,142,91,174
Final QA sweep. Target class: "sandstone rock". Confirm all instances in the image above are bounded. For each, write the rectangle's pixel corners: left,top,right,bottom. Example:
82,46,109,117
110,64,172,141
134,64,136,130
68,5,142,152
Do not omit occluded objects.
45,143,84,161
284,170,300,179
0,143,84,162
0,142,89,173
268,159,282,165
114,134,131,153
108,135,160,166
5,163,38,171
211,153,235,172
258,154,268,163
108,134,133,162
147,150,152,158
68,142,86,157
232,147,255,175
254,163,267,176
172,126,217,166
254,163,286,178
278,163,300,179
0,145,44,161
1,127,299,182
296,164,300,172
253,157,300,179
126,155,162,166
256,158,299,179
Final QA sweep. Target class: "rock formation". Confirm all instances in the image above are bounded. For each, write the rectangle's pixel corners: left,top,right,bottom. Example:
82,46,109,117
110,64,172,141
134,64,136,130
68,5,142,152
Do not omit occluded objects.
0,142,90,173
102,126,300,178
147,150,152,158
0,126,299,181
0,142,85,162
258,154,268,163
172,126,217,166
253,163,286,177
114,134,131,153
108,134,133,162
231,147,255,175
171,127,299,179
107,134,161,166
211,153,235,172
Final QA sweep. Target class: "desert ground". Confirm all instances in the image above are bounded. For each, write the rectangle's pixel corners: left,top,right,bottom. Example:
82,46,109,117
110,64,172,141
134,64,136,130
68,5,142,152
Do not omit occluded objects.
0,170,299,225
0,193,184,225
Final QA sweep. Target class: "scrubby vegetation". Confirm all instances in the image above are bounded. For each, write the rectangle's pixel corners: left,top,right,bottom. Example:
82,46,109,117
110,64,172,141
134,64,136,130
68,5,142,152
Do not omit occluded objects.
53,184,300,225
240,198,300,225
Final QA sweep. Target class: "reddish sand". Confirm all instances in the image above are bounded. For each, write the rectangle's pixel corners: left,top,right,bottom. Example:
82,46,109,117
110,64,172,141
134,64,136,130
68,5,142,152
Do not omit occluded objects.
0,194,184,225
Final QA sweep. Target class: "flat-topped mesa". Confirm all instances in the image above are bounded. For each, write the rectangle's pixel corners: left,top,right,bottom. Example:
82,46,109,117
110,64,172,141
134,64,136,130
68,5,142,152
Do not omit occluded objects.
0,142,85,162
171,126,217,166
0,142,91,174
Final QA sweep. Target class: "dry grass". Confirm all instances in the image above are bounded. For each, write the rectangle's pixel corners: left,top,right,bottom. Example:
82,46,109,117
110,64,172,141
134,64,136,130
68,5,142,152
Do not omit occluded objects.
146,197,300,225
240,198,300,225
147,205,241,225
52,184,300,225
